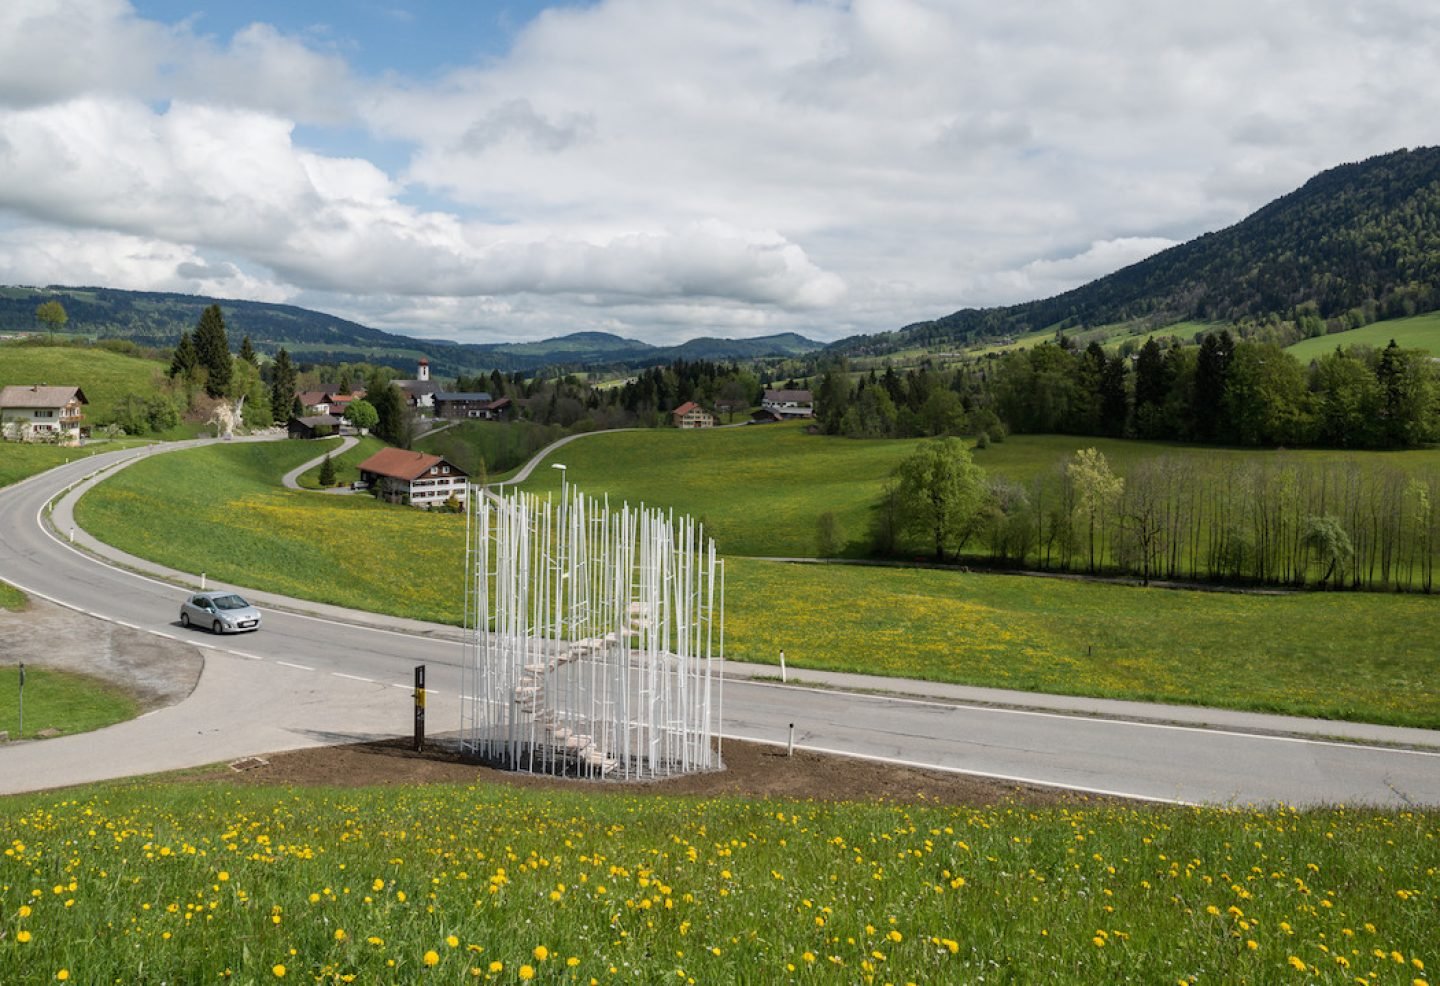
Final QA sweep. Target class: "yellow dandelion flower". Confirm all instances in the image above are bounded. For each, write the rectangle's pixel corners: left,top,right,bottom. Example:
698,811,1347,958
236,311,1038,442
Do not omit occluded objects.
533,945,549,962
272,964,286,978
56,972,69,982
488,961,503,974
18,906,31,918
447,935,460,948
334,929,347,942
16,931,32,944
519,965,535,981
423,950,439,967
1288,956,1306,971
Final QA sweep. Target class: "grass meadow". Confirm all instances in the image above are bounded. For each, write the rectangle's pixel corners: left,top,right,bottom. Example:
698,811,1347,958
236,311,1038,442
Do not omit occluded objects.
73,439,1440,727
0,665,137,740
0,342,170,426
1286,310,1440,362
722,558,1440,727
0,780,1435,984
512,421,922,557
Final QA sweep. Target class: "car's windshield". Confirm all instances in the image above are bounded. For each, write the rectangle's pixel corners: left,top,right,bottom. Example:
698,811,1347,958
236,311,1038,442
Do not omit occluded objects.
211,595,250,610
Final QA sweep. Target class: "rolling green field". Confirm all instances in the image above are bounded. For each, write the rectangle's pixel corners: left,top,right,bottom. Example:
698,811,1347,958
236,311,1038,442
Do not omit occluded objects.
0,342,170,425
511,425,1440,562
0,665,138,739
726,558,1440,727
1286,310,1440,362
74,440,466,624
74,438,1440,727
1,778,1434,984
512,421,923,557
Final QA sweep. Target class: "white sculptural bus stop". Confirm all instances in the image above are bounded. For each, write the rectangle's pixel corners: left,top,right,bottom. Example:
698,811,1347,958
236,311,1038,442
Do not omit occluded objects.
461,482,723,779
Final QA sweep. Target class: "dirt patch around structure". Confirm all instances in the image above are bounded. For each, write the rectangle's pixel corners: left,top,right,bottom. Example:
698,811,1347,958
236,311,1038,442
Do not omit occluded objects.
181,735,1109,807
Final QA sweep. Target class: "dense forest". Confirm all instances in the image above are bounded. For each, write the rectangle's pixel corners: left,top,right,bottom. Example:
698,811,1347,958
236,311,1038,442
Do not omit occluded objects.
838,146,1440,358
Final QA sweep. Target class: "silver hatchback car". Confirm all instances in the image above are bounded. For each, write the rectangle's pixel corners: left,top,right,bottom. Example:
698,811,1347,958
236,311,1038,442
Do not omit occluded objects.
180,591,262,633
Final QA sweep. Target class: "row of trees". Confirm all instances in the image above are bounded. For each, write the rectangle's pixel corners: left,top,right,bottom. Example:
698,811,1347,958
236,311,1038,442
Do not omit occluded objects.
815,329,1440,451
875,440,1439,592
988,332,1439,448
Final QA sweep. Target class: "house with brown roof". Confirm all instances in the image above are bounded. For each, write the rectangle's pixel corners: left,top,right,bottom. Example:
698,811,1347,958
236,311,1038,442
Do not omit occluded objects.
287,414,344,440
0,385,88,443
761,388,814,419
356,447,468,508
671,401,715,429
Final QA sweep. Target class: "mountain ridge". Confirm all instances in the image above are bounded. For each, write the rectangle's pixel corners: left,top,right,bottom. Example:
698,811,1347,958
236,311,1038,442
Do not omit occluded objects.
832,146,1440,357
0,285,822,374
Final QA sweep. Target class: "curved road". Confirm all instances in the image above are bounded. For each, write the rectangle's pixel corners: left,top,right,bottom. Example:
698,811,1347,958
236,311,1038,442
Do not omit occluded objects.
2,440,1439,806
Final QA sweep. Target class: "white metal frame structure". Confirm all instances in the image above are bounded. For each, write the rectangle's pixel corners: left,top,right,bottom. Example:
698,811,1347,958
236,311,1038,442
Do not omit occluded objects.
461,482,723,779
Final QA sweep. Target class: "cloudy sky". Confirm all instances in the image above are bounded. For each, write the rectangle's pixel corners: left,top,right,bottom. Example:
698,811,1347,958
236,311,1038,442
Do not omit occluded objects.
0,1,1436,345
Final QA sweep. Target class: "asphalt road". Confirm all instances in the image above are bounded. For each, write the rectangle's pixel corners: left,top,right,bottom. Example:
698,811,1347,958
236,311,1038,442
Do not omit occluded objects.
2,439,1439,806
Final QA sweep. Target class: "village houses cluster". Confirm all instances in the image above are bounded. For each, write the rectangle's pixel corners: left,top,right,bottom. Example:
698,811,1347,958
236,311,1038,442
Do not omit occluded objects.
3,356,815,511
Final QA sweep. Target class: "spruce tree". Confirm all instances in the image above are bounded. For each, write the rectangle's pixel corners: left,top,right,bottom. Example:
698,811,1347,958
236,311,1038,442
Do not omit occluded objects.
318,454,336,487
238,334,258,366
269,347,297,422
169,330,199,379
192,304,232,397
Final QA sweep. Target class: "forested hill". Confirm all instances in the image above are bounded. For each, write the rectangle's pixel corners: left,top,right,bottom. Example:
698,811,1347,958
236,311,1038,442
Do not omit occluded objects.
0,286,820,374
837,146,1440,356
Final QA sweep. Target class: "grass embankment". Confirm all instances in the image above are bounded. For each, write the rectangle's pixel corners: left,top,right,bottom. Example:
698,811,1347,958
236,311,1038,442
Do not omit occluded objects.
0,439,149,489
0,665,137,739
0,581,25,610
74,440,464,624
0,782,1433,984
76,439,1440,727
1286,310,1440,362
295,435,387,489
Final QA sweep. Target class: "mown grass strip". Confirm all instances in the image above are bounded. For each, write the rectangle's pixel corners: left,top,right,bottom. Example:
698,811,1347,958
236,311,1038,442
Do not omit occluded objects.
0,665,138,739
0,781,1433,983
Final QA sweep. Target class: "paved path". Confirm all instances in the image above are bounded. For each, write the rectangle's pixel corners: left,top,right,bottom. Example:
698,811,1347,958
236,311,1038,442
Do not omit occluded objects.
2,440,1439,805
279,435,359,491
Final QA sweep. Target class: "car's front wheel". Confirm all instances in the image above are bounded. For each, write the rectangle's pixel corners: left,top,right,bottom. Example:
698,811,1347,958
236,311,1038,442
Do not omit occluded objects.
212,621,223,634
181,612,190,628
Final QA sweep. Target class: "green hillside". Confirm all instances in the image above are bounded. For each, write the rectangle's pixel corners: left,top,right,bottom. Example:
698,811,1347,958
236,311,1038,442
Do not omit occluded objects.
0,341,169,425
841,146,1440,358
1285,310,1440,362
512,421,923,558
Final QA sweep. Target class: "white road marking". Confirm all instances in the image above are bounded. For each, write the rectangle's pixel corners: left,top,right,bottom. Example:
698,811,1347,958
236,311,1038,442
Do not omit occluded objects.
732,679,1440,758
277,661,314,671
722,732,1195,806
333,673,375,683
